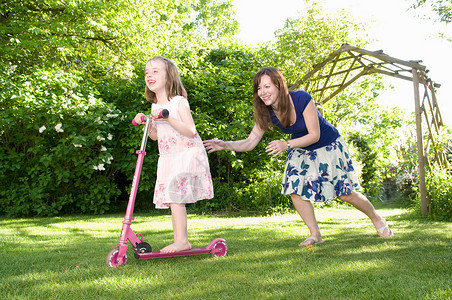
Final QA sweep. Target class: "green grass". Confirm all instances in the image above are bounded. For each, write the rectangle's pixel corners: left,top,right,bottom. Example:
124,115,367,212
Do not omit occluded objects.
1,204,451,299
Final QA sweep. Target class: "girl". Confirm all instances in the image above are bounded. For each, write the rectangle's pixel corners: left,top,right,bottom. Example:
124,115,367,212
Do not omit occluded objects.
204,67,393,247
134,56,213,253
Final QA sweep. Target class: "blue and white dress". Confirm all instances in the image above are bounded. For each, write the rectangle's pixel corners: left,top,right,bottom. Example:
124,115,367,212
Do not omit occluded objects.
271,91,360,202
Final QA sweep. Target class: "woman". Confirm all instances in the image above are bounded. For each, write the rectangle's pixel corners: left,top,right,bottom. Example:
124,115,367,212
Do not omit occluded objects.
203,67,393,246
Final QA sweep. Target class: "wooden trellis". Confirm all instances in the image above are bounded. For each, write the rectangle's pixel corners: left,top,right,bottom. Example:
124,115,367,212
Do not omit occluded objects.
289,44,448,216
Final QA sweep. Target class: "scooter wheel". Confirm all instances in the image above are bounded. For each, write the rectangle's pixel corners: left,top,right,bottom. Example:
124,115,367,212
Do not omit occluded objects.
135,242,152,253
211,241,228,257
106,247,128,267
134,242,152,259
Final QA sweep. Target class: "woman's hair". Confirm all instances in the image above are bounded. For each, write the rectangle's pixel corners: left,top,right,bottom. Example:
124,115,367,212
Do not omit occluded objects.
253,67,291,131
144,56,187,103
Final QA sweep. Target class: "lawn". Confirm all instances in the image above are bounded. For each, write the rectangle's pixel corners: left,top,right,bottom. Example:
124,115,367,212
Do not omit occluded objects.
0,203,451,299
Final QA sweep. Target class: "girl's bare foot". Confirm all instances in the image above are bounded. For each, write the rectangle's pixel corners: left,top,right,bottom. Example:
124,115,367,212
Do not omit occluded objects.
160,242,192,253
299,236,324,247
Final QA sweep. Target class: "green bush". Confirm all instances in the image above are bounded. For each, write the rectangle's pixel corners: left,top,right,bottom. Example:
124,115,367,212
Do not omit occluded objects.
0,65,127,216
426,165,452,221
346,132,382,200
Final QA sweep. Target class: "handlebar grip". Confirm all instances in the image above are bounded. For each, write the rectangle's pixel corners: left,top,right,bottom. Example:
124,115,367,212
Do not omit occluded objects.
132,115,146,126
158,109,169,119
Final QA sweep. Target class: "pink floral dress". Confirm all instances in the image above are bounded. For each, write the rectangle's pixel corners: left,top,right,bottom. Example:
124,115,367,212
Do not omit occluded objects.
152,96,214,209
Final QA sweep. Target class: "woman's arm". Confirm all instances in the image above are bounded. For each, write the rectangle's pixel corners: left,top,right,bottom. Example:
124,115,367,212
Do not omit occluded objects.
288,100,320,147
265,100,320,157
203,123,265,153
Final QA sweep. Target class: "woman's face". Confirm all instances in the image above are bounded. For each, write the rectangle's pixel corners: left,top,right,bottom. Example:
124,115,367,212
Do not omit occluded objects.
257,74,279,107
144,59,167,93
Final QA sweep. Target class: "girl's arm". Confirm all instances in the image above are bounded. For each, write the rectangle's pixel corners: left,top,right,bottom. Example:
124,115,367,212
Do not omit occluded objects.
266,100,320,157
133,112,158,140
203,123,265,153
148,120,157,140
153,98,197,138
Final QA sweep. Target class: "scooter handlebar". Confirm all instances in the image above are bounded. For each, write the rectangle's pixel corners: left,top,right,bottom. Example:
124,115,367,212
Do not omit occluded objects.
132,109,169,126
158,109,169,118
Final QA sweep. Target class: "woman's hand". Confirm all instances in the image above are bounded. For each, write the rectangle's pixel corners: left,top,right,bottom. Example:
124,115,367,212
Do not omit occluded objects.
133,113,146,125
266,140,288,157
203,139,226,153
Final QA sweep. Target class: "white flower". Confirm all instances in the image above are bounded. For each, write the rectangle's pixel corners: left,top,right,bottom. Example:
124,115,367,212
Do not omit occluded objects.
96,136,105,141
88,95,96,105
100,146,107,152
95,117,103,124
103,156,114,164
106,114,119,118
73,144,82,148
55,123,64,133
39,125,46,133
107,133,113,140
93,164,105,171
71,94,81,101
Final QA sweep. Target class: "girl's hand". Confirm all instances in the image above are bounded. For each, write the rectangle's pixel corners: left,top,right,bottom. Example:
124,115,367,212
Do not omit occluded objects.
133,113,146,125
203,139,226,153
266,140,288,157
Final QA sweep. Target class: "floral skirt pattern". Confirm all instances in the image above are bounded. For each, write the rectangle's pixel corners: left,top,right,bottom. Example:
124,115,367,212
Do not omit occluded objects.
281,136,360,201
153,146,214,209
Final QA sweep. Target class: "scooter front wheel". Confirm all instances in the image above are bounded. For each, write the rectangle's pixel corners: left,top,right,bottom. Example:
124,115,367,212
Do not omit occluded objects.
106,247,128,267
211,241,227,257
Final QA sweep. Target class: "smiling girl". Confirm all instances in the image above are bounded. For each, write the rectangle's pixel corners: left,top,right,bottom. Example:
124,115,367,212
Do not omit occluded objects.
134,56,213,253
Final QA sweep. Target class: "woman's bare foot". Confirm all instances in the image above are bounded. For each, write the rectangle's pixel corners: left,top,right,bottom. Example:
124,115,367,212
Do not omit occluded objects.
373,217,394,238
160,242,192,253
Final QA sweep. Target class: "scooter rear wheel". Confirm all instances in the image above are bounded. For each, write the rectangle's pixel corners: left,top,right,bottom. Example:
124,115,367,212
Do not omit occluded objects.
106,247,128,267
134,242,152,259
211,241,227,257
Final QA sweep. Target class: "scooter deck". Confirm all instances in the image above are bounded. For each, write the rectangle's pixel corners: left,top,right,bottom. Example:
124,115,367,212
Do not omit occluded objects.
135,247,214,259
135,238,226,259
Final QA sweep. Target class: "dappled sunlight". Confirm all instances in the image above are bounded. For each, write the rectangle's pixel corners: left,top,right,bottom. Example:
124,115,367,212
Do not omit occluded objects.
1,207,451,298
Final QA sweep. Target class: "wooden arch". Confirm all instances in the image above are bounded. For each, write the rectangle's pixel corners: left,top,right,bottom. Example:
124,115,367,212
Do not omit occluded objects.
289,44,448,216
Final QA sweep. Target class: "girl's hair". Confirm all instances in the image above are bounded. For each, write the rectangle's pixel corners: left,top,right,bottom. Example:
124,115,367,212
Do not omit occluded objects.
253,67,291,131
144,56,187,103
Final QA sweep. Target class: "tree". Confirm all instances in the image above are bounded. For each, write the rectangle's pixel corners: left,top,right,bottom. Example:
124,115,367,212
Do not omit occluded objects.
410,0,452,41
411,0,452,23
0,0,239,216
272,2,369,85
0,0,238,77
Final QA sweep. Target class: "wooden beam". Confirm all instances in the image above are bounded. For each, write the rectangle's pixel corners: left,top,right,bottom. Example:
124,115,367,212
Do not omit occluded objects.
413,68,429,216
339,44,427,70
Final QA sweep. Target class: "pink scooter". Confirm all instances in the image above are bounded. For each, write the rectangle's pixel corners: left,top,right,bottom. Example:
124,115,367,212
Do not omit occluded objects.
106,111,227,267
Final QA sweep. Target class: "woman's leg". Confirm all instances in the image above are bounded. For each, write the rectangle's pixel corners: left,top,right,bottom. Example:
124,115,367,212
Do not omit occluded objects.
339,191,393,237
291,194,324,246
160,203,192,253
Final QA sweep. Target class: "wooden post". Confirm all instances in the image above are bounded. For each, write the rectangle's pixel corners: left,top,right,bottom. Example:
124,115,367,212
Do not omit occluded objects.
412,69,429,216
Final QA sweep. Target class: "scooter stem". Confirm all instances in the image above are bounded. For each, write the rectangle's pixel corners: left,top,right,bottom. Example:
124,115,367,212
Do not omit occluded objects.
118,116,153,247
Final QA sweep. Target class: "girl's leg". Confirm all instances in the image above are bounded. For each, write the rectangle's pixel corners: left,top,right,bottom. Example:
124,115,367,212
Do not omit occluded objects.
338,191,393,237
291,194,324,246
160,203,192,253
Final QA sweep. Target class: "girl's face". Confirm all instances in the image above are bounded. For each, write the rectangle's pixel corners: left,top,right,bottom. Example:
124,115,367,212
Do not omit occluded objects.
144,59,167,93
257,74,279,107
